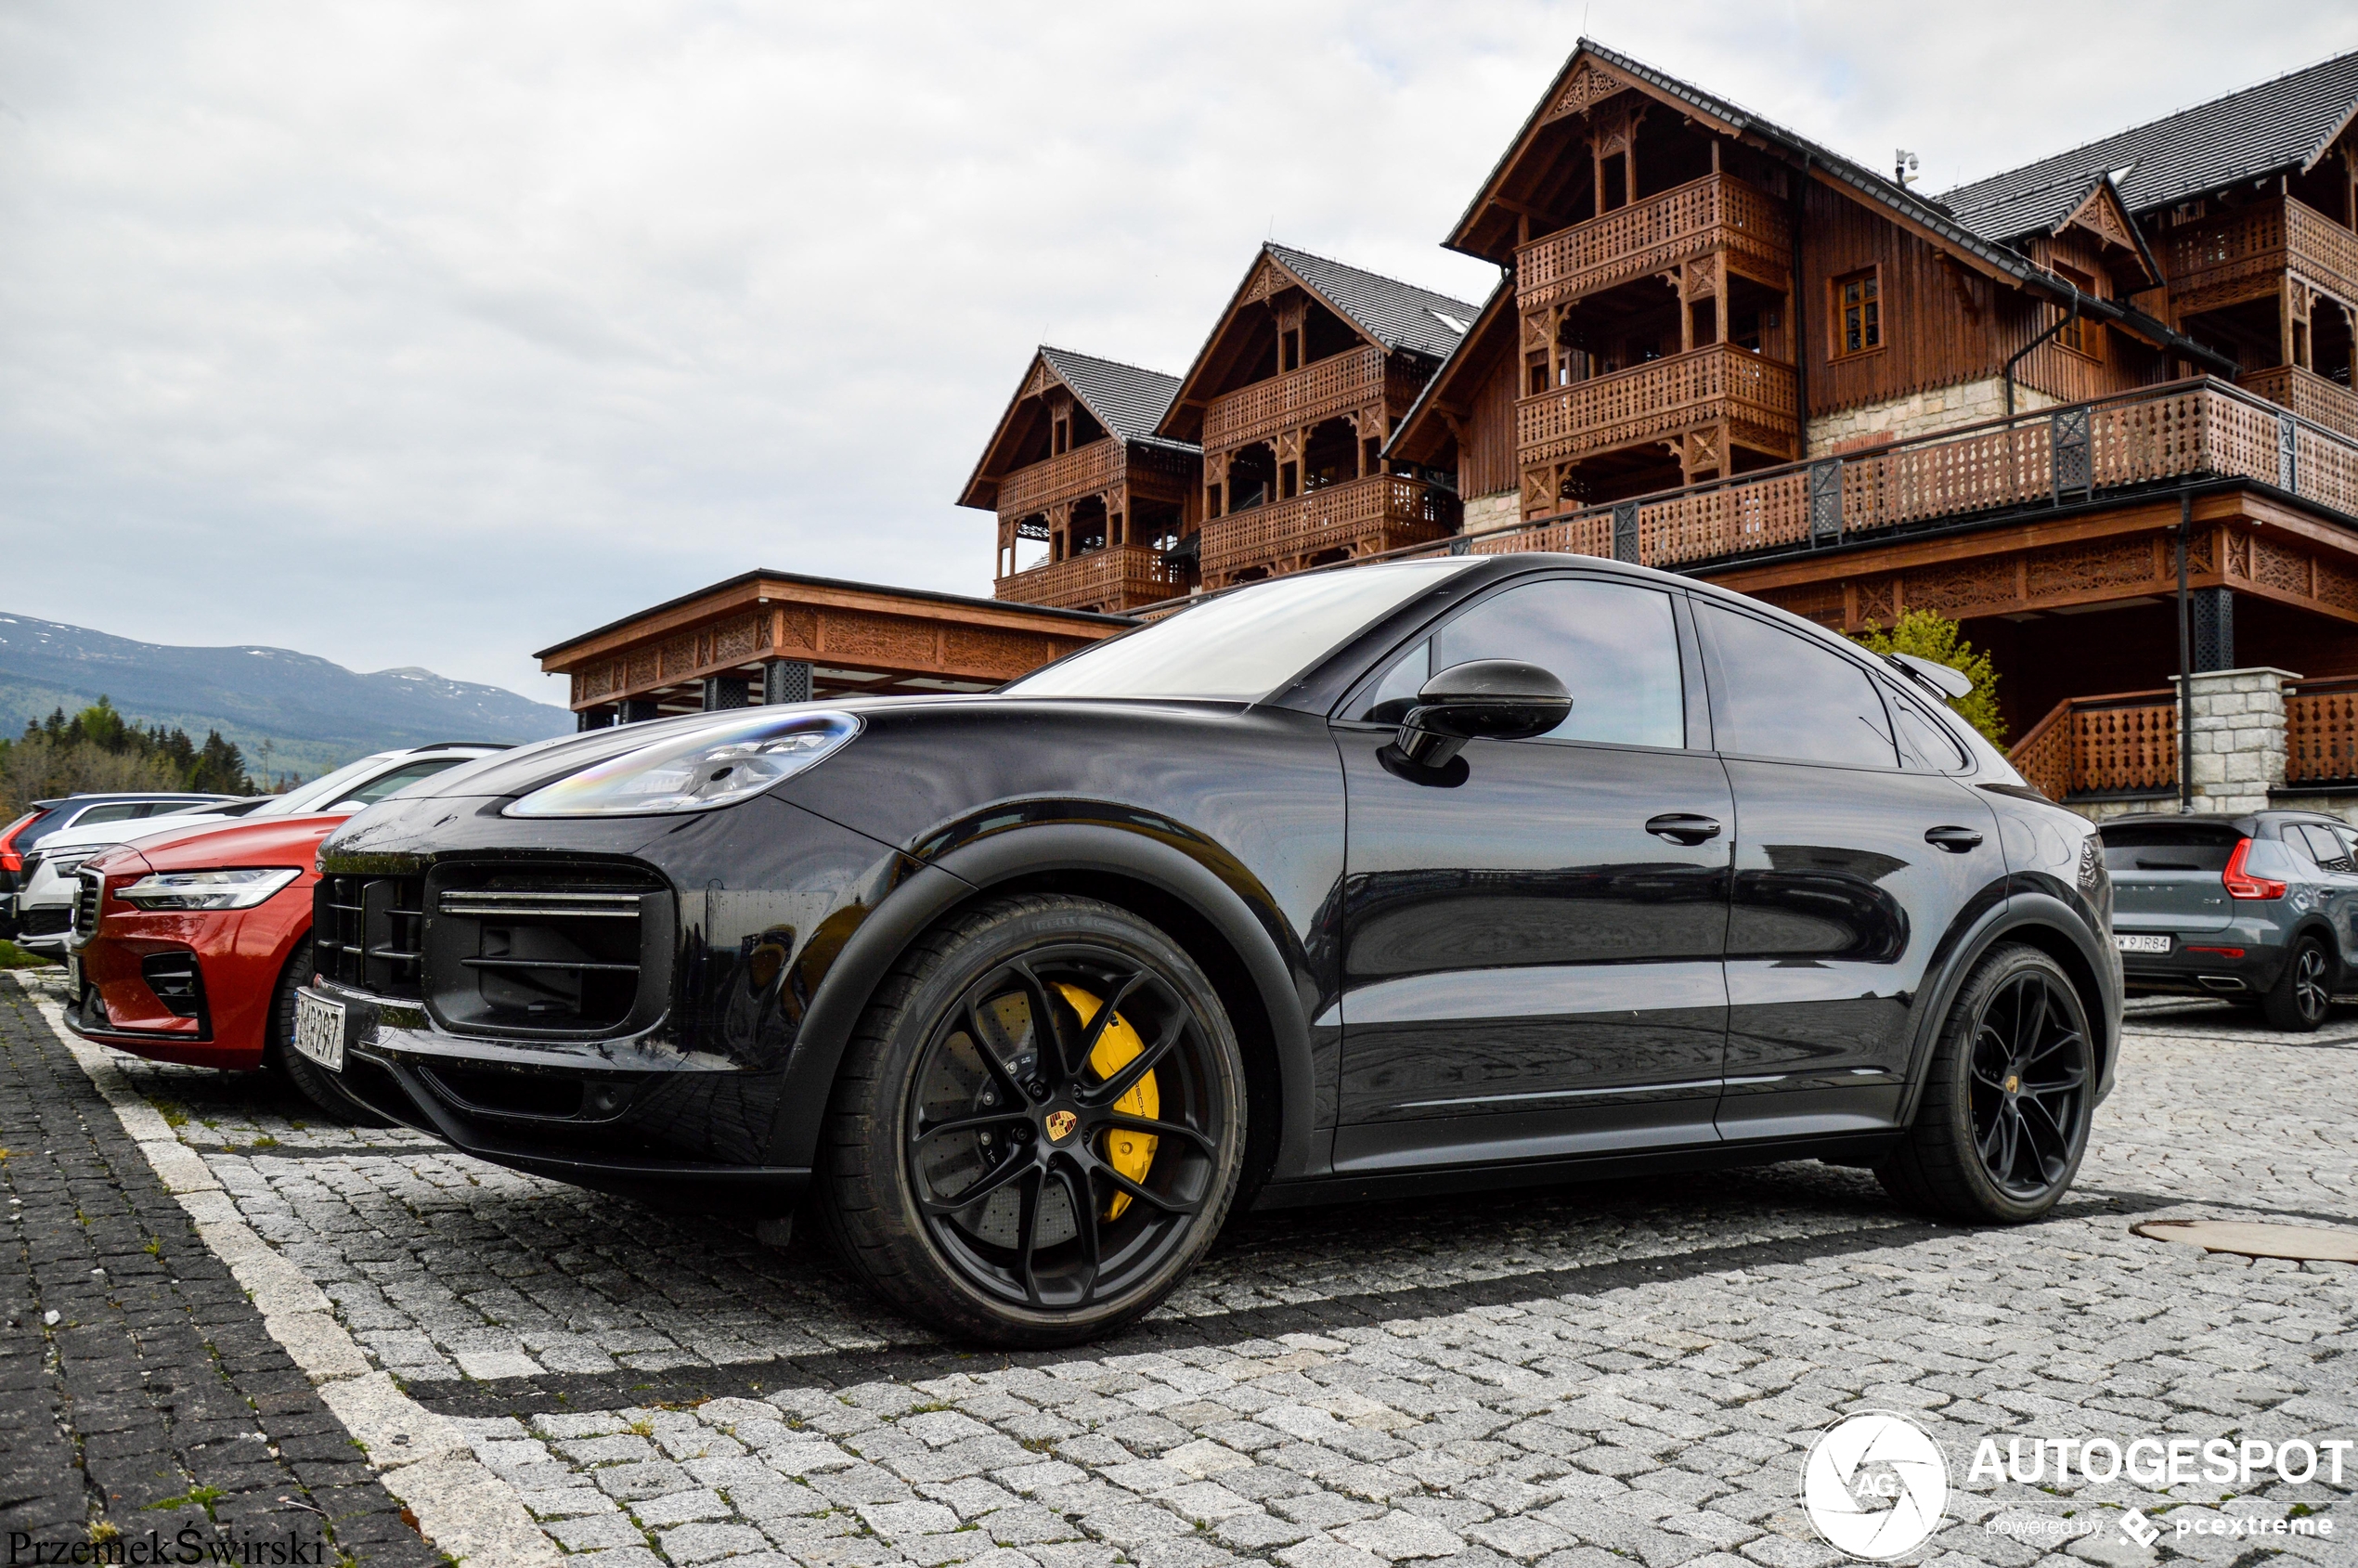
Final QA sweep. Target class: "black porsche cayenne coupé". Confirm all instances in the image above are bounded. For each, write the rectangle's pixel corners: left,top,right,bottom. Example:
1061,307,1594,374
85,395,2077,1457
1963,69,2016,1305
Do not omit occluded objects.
300,554,2118,1343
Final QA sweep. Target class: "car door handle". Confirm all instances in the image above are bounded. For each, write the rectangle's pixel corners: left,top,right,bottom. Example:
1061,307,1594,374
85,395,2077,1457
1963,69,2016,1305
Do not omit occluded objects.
1646,813,1722,846
1925,825,1984,853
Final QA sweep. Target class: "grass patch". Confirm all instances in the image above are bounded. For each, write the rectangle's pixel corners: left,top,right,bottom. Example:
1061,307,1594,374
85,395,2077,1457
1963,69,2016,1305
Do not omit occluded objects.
0,940,55,970
144,1485,225,1521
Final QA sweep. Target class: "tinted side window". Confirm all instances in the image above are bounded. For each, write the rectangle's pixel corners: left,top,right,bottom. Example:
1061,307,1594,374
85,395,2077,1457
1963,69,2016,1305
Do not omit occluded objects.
71,804,147,826
2291,823,2354,874
1355,577,1685,749
1697,603,1897,768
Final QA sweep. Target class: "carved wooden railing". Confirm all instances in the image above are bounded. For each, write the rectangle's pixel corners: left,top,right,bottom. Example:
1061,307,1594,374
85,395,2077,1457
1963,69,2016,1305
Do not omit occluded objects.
1478,377,2358,574
2008,691,2178,800
2286,676,2358,786
995,437,1123,520
1201,473,1458,583
2240,363,2358,443
1516,173,1792,310
1517,343,1798,466
1203,347,1419,451
996,543,1181,614
2166,195,2358,311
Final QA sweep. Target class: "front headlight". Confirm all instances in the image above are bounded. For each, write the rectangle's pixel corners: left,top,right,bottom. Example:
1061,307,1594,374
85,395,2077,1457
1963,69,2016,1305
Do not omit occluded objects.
118,867,302,911
37,845,121,879
505,710,862,818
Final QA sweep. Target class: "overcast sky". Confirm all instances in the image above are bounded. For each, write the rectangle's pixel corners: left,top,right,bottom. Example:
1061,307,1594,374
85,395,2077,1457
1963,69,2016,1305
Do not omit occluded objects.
6,2,2357,705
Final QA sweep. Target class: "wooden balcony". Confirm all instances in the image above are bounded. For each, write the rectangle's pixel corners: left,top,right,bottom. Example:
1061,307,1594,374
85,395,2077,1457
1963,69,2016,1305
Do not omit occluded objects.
2165,194,2358,314
1471,377,2358,575
2287,676,2358,785
1202,346,1427,451
1515,174,1792,311
1517,343,1798,467
1200,473,1458,585
996,543,1181,614
996,437,1123,520
2242,363,2358,442
2008,692,2177,802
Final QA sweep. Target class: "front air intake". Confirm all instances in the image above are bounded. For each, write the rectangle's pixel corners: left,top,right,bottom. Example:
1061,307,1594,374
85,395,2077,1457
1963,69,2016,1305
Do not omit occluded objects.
312,874,427,999
421,862,672,1039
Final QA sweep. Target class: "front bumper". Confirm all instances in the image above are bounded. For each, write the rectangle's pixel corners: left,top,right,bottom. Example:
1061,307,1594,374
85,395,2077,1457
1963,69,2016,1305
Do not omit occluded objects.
304,978,807,1212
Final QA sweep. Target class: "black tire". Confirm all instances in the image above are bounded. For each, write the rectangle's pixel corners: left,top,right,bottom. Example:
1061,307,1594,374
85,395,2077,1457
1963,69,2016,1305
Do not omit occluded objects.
2261,937,2331,1033
264,937,394,1126
815,894,1246,1347
1876,943,2092,1224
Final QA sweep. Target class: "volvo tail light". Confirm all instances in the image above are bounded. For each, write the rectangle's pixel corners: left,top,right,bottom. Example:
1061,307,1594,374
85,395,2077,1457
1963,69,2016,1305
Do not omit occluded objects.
0,810,42,875
2222,837,2285,901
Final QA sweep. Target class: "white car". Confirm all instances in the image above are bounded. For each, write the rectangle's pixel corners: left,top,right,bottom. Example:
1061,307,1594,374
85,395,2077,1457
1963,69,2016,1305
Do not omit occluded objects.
10,743,510,955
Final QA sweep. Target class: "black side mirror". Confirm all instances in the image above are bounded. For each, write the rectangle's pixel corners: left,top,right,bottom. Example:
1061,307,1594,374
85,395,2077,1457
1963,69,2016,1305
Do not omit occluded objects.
1388,659,1572,768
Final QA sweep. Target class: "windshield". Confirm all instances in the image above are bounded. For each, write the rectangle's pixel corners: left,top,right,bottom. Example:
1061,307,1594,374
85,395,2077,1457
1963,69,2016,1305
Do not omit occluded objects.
252,753,405,817
1004,559,1478,702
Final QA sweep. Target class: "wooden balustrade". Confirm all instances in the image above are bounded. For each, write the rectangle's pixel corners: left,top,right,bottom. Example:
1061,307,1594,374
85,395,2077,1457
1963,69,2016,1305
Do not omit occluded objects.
1517,343,1798,466
1516,173,1792,309
995,437,1123,520
1204,346,1405,450
2007,692,2178,800
2287,676,2358,785
2241,363,2358,443
1474,377,2358,576
995,544,1180,614
2166,195,2358,313
1200,473,1458,583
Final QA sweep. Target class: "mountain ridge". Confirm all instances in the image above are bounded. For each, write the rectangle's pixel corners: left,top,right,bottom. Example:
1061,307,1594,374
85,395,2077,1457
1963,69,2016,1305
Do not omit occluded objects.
0,614,574,771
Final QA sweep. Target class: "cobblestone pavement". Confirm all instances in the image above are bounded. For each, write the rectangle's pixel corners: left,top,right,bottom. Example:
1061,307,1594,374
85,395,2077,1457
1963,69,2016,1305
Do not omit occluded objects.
10,965,2356,1567
0,977,439,1565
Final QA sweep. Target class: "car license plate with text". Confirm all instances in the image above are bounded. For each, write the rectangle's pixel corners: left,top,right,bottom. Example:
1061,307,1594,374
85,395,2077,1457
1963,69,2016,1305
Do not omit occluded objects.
2114,933,2172,954
292,992,346,1071
66,953,81,995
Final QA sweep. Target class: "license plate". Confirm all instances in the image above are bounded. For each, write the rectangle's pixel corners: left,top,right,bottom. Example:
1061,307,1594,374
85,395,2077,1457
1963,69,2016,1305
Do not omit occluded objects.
2115,933,2172,954
66,953,81,993
293,991,346,1071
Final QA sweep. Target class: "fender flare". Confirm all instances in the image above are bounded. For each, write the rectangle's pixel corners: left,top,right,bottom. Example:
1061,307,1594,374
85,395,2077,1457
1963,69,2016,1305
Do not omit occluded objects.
764,822,1321,1183
1892,891,2120,1125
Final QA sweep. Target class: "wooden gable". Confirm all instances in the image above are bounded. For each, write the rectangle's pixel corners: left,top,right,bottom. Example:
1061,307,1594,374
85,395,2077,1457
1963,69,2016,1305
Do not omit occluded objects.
1155,247,1380,445
957,350,1097,511
2055,176,2162,290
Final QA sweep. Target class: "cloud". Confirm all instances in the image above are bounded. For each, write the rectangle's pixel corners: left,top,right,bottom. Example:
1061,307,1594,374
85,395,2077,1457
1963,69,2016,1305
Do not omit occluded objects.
3,1,2353,699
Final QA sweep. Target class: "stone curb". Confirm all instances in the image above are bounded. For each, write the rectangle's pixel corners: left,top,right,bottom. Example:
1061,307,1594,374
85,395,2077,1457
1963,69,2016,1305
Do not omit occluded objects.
30,992,564,1568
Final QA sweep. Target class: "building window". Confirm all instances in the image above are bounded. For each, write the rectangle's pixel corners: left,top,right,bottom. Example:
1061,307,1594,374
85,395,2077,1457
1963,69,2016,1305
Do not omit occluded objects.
1832,267,1881,358
2055,264,2104,360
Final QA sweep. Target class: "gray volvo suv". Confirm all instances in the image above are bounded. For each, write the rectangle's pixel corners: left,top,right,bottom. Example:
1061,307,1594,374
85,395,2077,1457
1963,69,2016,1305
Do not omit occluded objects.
2103,810,2358,1030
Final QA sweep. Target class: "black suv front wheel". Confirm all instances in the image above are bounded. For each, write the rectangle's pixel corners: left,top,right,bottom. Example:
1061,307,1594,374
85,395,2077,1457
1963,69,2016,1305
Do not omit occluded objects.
817,894,1246,1346
1877,943,2093,1223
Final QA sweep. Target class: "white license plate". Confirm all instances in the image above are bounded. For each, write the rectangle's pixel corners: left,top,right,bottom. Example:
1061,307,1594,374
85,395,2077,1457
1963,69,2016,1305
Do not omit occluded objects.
66,953,81,994
293,991,346,1071
2115,933,2173,954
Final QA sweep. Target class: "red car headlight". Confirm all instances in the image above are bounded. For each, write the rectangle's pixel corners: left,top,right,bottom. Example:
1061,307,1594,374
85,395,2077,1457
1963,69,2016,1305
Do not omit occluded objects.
117,868,302,911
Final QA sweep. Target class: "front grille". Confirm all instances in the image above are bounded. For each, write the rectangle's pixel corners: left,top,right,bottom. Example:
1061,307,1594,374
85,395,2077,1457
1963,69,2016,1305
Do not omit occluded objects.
312,874,427,999
73,870,102,939
422,863,671,1038
19,905,71,938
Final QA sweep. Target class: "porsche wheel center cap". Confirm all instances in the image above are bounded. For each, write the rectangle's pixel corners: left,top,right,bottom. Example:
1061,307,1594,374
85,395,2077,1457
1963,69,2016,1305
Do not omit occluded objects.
1043,1110,1078,1143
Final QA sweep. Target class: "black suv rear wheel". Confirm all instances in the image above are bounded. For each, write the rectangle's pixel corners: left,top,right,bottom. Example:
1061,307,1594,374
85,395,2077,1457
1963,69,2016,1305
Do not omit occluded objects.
2261,937,2331,1033
817,894,1246,1345
1877,943,2092,1223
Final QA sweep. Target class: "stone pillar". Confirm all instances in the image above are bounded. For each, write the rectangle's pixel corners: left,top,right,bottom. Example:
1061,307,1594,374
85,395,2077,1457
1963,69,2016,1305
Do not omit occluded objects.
2176,666,2296,815
763,659,813,706
702,676,749,711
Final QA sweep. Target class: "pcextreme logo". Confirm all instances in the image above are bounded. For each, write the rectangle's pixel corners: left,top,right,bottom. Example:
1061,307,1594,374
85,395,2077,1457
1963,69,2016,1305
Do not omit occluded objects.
1800,1412,1950,1561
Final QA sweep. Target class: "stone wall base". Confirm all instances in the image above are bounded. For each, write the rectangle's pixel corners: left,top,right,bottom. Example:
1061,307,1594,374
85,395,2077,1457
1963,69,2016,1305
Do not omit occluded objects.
1462,489,1520,537
1807,377,2059,460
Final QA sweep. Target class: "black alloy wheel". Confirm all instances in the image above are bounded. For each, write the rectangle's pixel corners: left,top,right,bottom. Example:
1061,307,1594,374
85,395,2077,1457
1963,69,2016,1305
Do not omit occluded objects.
1963,968,2090,1201
2261,938,2332,1033
818,895,1245,1345
1876,943,2092,1223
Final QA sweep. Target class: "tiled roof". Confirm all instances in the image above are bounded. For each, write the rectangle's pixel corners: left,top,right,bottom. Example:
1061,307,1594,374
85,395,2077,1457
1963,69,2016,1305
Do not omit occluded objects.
1038,347,1184,442
1938,50,2358,243
1267,243,1483,359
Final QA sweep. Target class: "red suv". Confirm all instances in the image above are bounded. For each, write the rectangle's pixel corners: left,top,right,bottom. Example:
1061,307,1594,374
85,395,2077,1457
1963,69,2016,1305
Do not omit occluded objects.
63,744,506,1118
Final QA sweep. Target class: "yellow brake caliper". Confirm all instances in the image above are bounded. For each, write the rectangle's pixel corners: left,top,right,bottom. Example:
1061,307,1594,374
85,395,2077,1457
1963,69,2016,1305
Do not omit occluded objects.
1055,984,1159,1218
